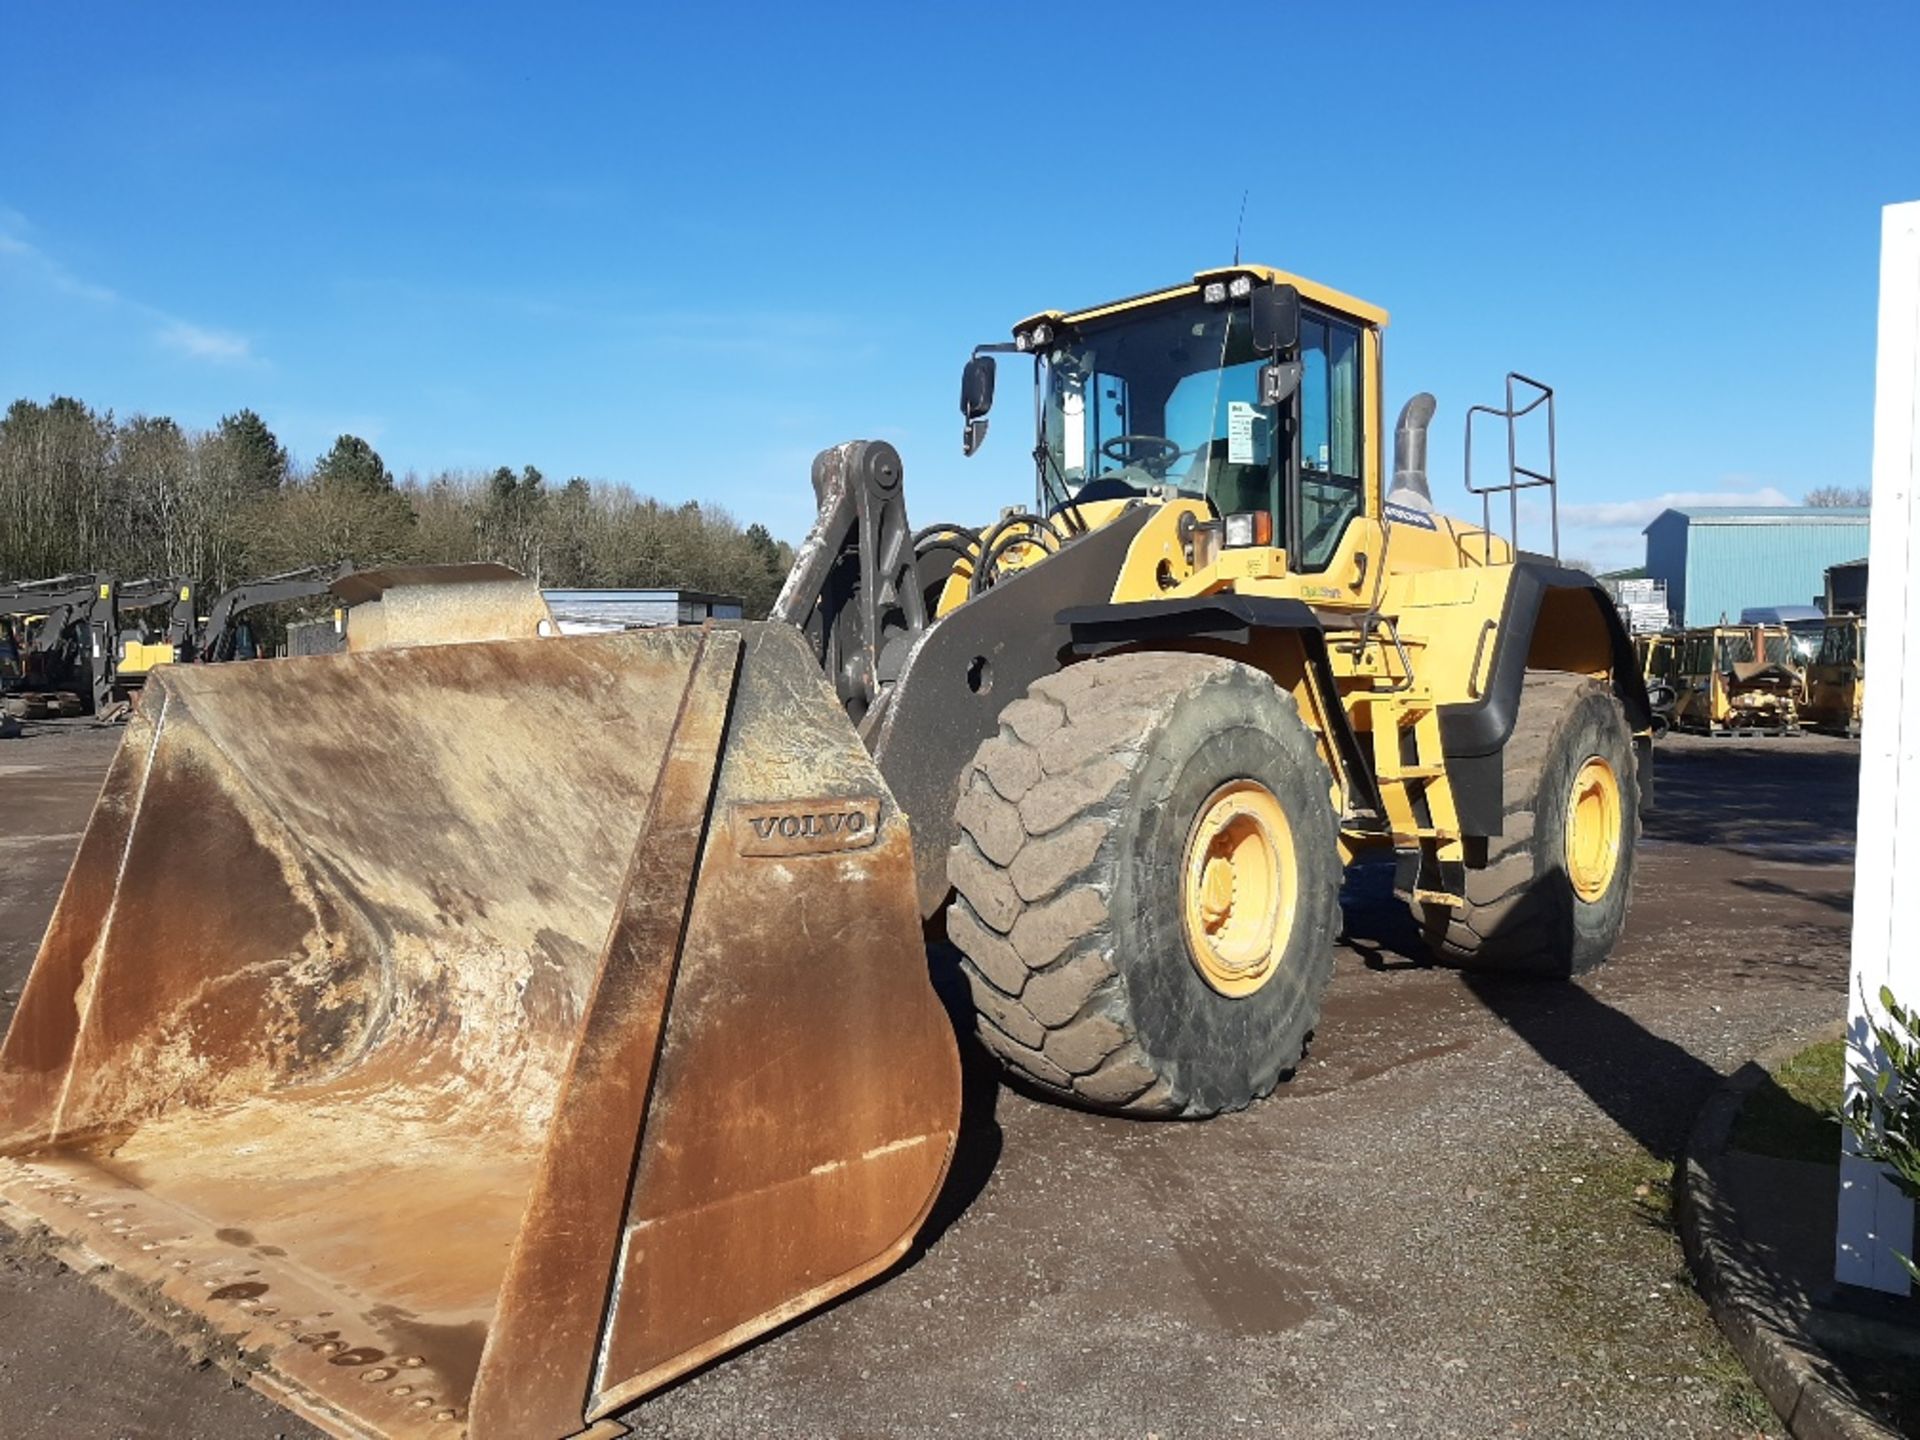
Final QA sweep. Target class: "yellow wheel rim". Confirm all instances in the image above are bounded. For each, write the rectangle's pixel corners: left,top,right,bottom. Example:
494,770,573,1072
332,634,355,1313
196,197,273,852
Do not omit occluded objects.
1181,780,1298,998
1564,755,1623,903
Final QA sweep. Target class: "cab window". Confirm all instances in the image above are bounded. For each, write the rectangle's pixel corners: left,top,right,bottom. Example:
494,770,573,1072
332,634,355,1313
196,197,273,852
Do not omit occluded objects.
1296,314,1364,571
1716,632,1755,669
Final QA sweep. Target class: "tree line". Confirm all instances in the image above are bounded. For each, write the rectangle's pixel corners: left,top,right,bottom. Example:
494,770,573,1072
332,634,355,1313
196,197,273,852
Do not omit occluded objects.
0,397,796,617
1804,485,1872,507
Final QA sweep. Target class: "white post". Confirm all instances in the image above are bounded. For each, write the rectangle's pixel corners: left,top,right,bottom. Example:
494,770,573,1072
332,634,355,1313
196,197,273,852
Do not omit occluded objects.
1837,200,1920,1295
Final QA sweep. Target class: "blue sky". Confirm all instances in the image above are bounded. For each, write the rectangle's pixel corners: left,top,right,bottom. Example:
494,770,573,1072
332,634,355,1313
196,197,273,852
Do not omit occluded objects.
2,3,1916,569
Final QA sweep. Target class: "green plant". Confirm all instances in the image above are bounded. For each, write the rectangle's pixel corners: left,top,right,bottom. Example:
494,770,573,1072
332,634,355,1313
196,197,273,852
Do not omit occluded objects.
1842,986,1920,1282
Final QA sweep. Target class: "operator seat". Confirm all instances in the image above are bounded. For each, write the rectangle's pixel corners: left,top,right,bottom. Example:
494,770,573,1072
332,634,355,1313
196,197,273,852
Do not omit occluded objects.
1189,438,1268,515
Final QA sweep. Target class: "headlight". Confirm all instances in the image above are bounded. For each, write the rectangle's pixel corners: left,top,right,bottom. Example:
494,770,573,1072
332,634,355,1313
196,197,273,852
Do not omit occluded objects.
1228,275,1253,298
1223,511,1273,548
1014,331,1032,353
1032,323,1052,346
1202,281,1228,304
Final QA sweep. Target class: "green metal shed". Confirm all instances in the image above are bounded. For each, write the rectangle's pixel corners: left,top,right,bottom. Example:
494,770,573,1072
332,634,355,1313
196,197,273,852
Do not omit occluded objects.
1643,506,1869,627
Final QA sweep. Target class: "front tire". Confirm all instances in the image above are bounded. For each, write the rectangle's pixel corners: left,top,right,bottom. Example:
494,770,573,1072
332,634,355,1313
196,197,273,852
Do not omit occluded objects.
1421,671,1639,976
945,652,1343,1118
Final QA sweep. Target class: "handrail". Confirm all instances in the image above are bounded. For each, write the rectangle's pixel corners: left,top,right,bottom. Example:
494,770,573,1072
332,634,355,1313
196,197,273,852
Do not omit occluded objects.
1464,372,1558,564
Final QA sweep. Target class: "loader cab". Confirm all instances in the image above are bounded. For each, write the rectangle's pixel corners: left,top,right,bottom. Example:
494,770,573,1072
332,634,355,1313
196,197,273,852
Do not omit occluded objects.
971,268,1386,578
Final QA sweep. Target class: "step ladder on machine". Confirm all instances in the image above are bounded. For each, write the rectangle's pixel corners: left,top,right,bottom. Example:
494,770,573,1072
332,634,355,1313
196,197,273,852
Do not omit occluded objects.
1348,678,1465,911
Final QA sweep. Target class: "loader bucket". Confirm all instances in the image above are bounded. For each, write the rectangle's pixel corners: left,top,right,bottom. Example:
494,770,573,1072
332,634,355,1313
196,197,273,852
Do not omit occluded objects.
0,621,961,1439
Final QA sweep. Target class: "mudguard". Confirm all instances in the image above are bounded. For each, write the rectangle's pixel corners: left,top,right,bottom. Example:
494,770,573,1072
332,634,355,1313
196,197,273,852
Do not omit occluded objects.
1438,562,1655,835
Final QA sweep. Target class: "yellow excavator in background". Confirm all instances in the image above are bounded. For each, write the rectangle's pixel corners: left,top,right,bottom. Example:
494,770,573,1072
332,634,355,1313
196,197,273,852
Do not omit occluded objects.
0,265,1650,1438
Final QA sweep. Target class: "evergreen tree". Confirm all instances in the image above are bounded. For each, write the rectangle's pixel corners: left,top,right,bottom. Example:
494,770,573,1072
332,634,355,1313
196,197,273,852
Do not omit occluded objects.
298,434,414,565
313,434,395,494
215,409,288,492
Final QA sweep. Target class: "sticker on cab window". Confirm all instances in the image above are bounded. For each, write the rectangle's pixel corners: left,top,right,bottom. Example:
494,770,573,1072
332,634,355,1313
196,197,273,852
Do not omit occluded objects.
1227,402,1260,464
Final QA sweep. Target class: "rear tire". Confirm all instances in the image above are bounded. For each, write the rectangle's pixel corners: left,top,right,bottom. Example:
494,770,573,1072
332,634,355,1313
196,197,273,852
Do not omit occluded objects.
945,652,1343,1118
1420,672,1639,977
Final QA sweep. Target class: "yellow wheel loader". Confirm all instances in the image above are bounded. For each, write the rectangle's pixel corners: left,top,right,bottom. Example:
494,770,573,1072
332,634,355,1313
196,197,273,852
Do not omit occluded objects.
0,266,1651,1438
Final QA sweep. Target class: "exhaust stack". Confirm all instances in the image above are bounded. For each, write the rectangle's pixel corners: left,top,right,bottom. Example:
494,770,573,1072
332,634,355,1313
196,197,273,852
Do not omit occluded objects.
1391,393,1438,504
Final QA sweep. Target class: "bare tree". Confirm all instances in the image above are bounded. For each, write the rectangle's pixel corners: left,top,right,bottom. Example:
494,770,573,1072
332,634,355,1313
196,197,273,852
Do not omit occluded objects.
0,392,803,617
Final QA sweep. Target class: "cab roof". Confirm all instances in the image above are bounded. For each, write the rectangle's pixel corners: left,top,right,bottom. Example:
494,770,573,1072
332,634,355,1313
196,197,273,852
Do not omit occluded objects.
1015,264,1389,336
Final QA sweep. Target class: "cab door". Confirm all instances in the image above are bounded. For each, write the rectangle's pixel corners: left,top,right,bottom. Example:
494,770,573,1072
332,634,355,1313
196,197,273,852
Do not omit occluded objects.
1289,311,1369,589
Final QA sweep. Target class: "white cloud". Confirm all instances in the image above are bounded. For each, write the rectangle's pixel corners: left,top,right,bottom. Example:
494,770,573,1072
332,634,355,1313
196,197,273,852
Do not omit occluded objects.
0,211,261,366
155,320,254,364
1551,482,1798,571
1559,485,1796,531
0,224,120,305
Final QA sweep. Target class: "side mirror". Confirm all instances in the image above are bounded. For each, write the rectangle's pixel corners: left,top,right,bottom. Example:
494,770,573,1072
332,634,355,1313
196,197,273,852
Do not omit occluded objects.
961,355,996,457
961,355,996,419
1259,359,1303,407
1251,283,1300,355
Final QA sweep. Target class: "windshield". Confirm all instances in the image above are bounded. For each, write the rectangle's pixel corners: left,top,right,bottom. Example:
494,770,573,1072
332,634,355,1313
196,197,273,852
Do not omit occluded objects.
1037,297,1275,515
1819,621,1863,666
1716,632,1756,668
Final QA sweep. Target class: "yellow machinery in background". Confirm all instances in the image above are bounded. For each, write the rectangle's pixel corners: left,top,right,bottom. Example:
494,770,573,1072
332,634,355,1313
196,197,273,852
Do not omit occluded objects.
1635,633,1677,736
1671,625,1801,735
111,576,198,691
1804,615,1866,736
1636,632,1673,684
1753,621,1816,710
0,266,1652,1439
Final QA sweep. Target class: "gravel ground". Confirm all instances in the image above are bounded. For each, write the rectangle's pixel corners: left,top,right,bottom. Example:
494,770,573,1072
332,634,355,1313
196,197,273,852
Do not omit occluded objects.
0,722,1861,1439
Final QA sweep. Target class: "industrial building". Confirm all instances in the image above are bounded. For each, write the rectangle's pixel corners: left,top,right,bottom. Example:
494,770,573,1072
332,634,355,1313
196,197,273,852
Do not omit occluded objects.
1643,506,1869,627
540,587,745,633
1826,557,1870,615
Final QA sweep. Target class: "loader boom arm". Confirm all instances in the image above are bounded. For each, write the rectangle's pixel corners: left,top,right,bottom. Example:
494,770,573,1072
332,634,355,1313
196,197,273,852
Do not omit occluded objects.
772,440,927,727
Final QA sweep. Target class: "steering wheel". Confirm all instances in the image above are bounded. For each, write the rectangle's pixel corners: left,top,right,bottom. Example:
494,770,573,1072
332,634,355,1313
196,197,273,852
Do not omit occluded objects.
1099,434,1182,477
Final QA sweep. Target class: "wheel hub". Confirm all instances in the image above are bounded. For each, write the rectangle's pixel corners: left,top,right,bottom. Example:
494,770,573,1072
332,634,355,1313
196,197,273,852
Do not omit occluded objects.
1181,780,1298,997
1565,754,1622,903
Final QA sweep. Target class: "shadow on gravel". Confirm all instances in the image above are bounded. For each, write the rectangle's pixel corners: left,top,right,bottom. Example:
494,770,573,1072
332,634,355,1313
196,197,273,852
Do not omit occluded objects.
1728,875,1855,914
1338,859,1431,971
1691,1067,1920,1434
1339,857,1735,1164
1463,971,1725,1162
1450,856,1913,1430
1646,739,1860,861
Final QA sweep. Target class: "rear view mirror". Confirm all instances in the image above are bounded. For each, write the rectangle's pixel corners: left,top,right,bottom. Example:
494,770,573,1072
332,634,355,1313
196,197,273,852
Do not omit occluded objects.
1251,284,1300,354
961,354,996,456
961,355,996,418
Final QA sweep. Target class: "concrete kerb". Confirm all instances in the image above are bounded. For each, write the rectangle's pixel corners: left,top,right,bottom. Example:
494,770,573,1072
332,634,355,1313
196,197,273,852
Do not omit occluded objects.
1677,1022,1902,1440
